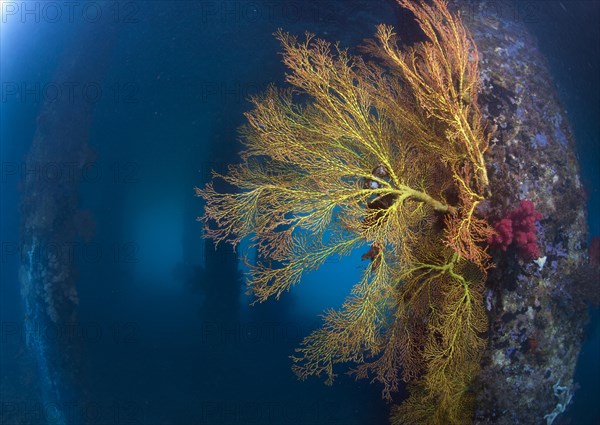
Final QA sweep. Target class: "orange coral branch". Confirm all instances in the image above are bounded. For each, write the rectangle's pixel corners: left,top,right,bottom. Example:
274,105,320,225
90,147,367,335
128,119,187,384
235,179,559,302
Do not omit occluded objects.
197,1,493,424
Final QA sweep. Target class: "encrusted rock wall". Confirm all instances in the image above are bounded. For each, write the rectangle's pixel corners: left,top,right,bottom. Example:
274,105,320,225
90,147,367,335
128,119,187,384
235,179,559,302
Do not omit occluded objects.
449,2,593,424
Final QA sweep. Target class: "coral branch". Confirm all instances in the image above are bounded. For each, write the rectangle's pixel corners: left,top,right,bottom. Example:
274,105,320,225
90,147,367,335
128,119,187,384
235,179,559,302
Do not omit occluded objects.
197,1,493,424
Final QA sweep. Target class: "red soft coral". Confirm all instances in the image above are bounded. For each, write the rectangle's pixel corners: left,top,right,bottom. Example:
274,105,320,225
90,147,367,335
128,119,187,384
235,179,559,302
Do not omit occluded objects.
488,218,513,251
488,200,542,261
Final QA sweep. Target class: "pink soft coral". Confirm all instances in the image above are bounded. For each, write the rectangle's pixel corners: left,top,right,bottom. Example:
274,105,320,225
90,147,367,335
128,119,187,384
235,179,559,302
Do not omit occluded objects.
488,200,542,261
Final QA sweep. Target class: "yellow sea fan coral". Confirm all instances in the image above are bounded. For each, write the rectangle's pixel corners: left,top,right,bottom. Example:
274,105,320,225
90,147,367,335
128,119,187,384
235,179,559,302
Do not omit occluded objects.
196,1,493,423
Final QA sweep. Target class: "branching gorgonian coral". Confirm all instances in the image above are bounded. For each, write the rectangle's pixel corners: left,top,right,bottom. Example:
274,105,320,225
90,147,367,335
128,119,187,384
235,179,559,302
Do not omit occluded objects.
196,1,494,423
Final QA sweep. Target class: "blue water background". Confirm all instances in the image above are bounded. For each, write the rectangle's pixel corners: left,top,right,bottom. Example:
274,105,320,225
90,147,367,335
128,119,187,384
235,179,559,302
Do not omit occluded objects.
0,1,598,424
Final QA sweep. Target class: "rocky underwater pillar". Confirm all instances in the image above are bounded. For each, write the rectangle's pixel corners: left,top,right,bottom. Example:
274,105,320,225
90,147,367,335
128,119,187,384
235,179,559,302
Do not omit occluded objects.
451,1,597,423
19,13,118,425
